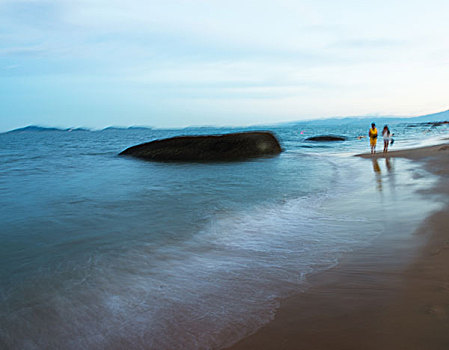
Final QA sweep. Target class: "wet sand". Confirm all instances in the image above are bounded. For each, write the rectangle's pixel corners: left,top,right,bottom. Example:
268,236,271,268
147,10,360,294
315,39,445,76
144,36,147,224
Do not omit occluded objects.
227,142,449,350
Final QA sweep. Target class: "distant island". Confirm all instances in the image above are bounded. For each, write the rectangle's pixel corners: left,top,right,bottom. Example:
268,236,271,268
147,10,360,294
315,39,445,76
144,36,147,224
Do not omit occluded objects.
4,125,153,134
3,109,449,134
6,126,90,133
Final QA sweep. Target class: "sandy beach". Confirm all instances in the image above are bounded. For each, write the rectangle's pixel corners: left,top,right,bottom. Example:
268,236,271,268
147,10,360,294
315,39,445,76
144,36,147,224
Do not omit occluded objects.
227,142,449,350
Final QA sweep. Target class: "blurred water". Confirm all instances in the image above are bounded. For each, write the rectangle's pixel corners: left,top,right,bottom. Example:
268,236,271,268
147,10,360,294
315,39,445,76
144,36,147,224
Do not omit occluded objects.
0,121,446,349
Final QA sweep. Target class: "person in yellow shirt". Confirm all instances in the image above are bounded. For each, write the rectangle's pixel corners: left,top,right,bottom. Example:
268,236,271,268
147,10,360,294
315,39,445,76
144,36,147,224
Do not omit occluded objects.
368,123,378,154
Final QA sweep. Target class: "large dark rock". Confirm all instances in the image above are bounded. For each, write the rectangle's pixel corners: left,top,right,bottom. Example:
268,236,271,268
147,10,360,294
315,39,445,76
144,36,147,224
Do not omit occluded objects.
119,131,282,162
306,135,347,142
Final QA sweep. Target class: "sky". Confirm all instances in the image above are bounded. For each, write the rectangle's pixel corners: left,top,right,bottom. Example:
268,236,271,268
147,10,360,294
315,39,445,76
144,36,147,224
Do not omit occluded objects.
1,0,448,131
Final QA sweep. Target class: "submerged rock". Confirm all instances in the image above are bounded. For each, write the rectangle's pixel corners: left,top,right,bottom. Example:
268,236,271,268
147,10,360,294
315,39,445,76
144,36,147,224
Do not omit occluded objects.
306,135,347,142
407,121,449,128
119,131,282,162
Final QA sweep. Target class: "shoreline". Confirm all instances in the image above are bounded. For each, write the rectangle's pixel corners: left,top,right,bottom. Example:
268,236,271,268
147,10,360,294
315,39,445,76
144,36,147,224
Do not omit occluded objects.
226,142,449,349
355,142,449,160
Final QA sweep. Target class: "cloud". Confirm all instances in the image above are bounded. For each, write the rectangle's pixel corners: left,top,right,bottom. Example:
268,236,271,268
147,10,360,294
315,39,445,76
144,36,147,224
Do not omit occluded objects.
3,64,20,70
0,46,46,56
1,0,449,130
328,38,408,50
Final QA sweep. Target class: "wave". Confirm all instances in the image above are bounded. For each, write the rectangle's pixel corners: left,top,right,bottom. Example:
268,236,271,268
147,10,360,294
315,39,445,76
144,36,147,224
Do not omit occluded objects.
0,161,382,349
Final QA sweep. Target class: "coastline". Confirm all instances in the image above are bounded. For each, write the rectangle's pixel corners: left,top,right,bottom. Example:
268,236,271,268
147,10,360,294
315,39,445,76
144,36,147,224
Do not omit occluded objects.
226,142,449,350
356,142,449,161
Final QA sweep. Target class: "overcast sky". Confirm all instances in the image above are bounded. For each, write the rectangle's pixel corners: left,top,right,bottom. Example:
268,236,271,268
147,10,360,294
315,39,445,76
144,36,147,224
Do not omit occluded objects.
1,0,448,131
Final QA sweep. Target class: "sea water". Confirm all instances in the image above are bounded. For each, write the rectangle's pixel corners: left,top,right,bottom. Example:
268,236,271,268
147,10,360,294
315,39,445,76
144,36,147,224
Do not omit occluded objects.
0,121,447,349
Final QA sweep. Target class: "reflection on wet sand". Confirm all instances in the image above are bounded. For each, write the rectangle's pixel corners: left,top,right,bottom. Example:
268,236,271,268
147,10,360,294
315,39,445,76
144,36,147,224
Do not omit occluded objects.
372,158,382,191
385,157,392,172
371,157,395,192
385,157,396,194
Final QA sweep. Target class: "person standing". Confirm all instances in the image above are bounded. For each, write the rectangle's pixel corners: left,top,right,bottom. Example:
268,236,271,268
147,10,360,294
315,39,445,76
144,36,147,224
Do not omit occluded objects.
382,125,392,153
369,123,378,154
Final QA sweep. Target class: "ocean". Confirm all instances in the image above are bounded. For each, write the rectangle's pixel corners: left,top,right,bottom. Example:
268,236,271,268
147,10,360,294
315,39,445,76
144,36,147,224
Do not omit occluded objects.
0,120,447,349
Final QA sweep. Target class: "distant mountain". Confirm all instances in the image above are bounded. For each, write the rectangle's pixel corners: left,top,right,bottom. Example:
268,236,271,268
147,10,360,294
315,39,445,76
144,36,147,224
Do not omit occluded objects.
277,116,396,128
127,126,152,130
102,126,152,131
403,109,449,123
4,109,448,134
3,125,154,134
285,109,449,127
6,125,90,133
6,125,65,133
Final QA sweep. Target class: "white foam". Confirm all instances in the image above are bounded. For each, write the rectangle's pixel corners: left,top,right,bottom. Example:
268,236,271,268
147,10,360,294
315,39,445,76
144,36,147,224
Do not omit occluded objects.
0,170,384,350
